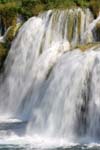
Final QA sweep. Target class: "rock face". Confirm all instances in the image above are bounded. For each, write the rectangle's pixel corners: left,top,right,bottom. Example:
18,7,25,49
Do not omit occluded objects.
93,21,100,41
0,15,17,36
5,23,22,47
0,43,7,69
0,23,22,69
0,14,23,37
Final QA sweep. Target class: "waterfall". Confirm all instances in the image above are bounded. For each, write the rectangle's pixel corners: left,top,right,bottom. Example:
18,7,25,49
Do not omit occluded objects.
0,8,100,144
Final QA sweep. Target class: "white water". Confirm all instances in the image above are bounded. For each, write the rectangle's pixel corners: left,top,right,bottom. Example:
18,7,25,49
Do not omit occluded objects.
0,8,100,147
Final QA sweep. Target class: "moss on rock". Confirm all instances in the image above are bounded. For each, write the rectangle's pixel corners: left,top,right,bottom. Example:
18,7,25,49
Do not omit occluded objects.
77,42,100,51
0,43,7,57
5,23,21,47
0,43,7,66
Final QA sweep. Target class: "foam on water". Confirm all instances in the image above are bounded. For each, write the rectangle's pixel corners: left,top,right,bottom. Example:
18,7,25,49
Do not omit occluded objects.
0,135,99,150
0,135,77,149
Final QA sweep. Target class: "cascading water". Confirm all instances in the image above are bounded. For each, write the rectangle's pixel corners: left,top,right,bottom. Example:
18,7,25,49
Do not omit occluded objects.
0,8,100,148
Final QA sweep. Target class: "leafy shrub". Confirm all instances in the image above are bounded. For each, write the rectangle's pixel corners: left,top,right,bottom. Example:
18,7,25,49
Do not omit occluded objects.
89,0,100,18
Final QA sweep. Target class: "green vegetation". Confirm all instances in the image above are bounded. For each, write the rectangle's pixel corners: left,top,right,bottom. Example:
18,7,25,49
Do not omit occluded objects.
89,0,100,18
0,0,100,22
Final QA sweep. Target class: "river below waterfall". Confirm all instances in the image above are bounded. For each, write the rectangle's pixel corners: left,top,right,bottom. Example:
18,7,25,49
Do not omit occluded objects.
0,142,100,150
0,122,99,150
